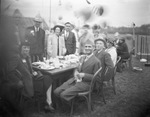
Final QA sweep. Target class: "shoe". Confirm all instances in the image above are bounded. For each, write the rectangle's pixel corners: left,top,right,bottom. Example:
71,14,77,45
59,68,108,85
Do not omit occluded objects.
44,104,55,113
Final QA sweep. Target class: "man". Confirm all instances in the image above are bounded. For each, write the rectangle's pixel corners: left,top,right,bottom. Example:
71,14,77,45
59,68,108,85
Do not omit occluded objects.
47,25,66,58
94,38,114,82
64,22,76,55
54,39,101,105
20,42,55,112
78,24,94,55
25,14,45,62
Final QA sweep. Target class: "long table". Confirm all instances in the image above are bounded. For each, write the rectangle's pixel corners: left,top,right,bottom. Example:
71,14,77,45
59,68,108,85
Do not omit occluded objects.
33,65,77,108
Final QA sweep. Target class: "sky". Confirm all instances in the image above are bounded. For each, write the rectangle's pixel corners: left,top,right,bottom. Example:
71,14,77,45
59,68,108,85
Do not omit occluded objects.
1,0,150,27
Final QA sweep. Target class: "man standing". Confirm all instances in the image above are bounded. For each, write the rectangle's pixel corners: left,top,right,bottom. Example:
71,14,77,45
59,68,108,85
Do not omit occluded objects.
64,22,76,55
54,40,101,107
25,14,45,62
79,24,94,55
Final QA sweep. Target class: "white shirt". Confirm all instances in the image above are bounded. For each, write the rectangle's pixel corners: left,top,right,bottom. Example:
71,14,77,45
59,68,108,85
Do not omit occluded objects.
105,46,117,66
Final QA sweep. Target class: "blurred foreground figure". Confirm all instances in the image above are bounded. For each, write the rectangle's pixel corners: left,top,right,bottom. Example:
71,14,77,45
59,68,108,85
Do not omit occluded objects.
25,14,45,62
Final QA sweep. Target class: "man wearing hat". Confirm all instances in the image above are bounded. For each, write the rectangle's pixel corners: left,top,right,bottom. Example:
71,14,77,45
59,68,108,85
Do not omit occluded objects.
25,14,45,62
105,36,117,66
94,38,114,82
54,39,101,110
63,22,76,55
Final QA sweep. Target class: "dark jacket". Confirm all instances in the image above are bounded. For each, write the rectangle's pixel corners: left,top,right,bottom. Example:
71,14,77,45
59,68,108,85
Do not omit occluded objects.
25,26,45,55
64,31,76,55
94,49,114,81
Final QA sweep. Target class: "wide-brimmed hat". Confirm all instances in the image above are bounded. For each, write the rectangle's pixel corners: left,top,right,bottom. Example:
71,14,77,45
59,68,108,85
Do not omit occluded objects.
34,14,42,23
53,24,65,32
94,38,107,48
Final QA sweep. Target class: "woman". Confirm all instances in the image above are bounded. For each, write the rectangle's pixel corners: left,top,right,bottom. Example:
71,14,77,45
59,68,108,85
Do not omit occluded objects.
105,36,117,66
47,26,66,58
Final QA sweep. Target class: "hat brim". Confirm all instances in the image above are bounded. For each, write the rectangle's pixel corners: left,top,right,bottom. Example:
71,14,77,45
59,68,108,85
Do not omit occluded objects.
53,25,64,32
34,19,42,23
94,38,107,47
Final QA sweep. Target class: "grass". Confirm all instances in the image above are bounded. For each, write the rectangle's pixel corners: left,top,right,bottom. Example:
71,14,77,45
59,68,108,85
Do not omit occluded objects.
24,56,150,117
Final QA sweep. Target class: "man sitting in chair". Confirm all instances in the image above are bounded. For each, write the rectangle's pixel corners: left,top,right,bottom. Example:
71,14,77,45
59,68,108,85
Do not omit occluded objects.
54,39,101,107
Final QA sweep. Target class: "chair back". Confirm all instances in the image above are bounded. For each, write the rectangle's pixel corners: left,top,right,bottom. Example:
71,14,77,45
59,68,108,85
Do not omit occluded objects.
89,67,102,93
116,56,121,64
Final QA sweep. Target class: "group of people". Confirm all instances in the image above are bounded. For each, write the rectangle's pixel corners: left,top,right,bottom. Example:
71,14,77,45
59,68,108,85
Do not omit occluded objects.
0,12,131,116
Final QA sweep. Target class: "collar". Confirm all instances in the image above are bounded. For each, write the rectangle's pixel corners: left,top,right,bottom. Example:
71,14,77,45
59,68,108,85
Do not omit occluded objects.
34,26,39,31
85,53,93,61
97,49,103,53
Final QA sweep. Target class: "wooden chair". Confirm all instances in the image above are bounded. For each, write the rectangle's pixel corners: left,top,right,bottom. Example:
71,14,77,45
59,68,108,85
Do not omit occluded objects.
70,67,102,117
98,56,121,104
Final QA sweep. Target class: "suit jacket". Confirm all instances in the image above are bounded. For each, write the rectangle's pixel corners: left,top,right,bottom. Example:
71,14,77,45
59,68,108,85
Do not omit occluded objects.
47,34,66,58
7,54,34,97
64,31,76,55
94,49,114,81
25,26,45,55
68,55,101,85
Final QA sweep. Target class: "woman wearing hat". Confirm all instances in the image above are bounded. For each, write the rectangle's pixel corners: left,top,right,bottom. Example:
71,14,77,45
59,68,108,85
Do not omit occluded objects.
47,25,66,58
105,36,117,66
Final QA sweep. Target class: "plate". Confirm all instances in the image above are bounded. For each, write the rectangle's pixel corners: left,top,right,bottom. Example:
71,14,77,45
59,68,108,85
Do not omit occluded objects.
32,62,44,66
38,66,56,71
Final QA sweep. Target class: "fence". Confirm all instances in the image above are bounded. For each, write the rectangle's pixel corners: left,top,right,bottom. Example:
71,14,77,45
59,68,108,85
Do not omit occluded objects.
135,35,150,60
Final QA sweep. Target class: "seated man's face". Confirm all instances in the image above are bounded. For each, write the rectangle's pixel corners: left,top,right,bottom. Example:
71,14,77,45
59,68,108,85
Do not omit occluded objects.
84,44,93,55
21,45,30,57
95,40,105,50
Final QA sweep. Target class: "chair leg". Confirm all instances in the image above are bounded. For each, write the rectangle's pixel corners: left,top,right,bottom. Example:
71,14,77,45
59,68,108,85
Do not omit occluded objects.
70,100,74,117
101,86,106,104
112,77,116,95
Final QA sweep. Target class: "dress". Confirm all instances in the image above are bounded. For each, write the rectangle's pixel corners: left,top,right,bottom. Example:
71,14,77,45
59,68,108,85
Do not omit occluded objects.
47,34,66,58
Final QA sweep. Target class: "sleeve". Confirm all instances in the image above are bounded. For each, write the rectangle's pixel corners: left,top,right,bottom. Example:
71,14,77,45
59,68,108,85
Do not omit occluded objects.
43,30,45,52
105,53,114,68
62,37,67,55
7,55,19,73
72,33,76,54
47,35,53,55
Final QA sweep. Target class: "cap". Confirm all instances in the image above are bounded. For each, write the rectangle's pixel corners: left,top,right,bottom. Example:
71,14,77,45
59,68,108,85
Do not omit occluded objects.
84,39,94,46
94,38,107,48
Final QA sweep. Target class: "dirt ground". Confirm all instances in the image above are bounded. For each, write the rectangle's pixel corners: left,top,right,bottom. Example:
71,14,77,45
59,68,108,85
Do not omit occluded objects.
24,56,150,117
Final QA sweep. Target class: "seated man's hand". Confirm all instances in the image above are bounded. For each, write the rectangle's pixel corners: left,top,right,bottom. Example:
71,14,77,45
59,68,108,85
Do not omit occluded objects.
77,73,85,79
32,71,38,76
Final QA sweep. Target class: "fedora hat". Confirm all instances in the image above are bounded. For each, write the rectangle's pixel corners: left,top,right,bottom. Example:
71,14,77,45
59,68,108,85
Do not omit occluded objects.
94,38,107,48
